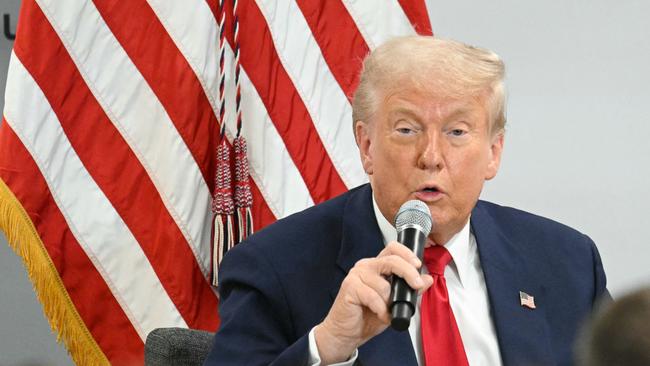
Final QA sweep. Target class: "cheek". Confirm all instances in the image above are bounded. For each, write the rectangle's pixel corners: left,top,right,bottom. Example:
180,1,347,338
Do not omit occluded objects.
449,149,491,188
373,142,412,169
371,145,415,197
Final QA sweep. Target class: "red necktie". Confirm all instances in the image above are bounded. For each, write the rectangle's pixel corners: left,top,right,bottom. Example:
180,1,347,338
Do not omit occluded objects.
420,245,469,366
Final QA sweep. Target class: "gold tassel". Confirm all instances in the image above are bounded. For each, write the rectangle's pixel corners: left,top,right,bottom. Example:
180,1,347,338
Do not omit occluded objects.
0,178,109,365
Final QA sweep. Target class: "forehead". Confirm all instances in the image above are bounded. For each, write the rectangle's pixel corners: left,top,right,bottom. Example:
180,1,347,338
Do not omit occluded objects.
380,89,488,123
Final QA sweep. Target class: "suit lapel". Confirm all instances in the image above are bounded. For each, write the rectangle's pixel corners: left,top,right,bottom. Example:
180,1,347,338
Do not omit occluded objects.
328,184,385,301
330,184,418,366
471,202,555,366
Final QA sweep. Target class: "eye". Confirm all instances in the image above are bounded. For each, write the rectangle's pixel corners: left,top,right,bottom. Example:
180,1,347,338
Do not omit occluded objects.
396,127,415,135
448,128,467,137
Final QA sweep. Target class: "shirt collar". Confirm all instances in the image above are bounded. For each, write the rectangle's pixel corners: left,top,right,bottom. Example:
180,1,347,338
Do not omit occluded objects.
372,195,472,287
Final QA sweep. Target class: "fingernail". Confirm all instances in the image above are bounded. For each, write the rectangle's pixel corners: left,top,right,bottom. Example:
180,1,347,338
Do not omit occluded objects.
414,277,424,287
411,258,421,267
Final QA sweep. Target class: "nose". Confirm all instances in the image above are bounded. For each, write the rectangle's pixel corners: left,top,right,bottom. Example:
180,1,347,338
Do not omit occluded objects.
417,130,443,171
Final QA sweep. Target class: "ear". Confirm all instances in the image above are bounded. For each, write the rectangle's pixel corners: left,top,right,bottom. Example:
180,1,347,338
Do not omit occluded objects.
355,121,374,175
485,132,504,180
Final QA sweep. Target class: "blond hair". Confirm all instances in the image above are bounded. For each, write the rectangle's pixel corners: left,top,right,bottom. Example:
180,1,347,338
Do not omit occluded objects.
352,36,506,135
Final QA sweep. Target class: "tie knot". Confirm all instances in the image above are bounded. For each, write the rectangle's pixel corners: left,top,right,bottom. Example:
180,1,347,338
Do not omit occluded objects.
424,245,452,275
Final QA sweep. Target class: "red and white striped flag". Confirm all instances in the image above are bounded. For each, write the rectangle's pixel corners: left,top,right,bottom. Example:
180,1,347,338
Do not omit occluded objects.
0,0,431,364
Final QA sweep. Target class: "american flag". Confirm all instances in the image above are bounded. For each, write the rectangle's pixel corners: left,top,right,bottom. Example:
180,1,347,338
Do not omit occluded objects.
0,0,431,364
519,291,537,309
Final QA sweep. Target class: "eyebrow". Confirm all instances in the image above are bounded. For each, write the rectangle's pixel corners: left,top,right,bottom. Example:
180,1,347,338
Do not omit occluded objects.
445,107,475,121
388,107,420,119
389,105,476,122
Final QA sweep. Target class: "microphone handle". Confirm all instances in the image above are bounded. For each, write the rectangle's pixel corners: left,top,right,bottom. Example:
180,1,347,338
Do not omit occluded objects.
389,227,427,331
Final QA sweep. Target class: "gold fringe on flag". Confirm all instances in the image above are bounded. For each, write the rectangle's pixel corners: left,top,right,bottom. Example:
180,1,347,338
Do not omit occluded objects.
0,178,109,366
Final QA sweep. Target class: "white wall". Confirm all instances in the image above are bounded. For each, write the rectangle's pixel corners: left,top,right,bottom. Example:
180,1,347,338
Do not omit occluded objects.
426,0,650,296
0,0,648,363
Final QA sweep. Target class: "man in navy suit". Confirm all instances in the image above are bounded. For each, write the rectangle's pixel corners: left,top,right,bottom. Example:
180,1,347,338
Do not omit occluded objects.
204,36,608,366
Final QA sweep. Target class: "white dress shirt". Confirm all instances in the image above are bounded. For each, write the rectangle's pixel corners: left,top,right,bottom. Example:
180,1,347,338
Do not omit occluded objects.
308,197,503,365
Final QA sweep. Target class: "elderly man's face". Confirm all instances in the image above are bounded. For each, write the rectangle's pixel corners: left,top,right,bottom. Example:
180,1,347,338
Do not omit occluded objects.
355,88,504,245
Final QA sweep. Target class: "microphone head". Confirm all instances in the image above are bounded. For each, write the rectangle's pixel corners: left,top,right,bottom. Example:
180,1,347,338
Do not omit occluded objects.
394,200,433,236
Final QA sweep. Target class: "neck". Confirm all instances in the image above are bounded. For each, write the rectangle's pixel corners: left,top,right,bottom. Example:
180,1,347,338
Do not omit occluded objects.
429,219,469,246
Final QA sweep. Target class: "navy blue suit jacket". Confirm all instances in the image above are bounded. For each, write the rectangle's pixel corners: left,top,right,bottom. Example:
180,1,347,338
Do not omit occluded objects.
204,184,608,366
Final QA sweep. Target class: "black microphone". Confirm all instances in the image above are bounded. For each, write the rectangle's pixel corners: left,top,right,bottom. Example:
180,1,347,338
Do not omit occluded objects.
389,200,432,331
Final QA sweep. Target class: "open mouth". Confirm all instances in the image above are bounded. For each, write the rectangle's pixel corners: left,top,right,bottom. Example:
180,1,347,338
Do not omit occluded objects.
415,185,443,201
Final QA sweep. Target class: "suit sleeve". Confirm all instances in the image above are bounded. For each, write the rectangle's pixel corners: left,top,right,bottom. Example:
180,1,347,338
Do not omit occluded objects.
585,234,611,304
203,242,311,366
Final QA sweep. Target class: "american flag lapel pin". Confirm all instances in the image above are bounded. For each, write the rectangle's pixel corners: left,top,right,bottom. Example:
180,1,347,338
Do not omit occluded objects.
519,291,536,309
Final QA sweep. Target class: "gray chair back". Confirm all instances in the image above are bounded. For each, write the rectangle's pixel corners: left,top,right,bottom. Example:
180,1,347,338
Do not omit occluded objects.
145,327,215,366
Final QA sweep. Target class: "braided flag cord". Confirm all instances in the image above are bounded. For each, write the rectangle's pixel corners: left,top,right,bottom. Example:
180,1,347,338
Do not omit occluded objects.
211,139,235,286
233,0,243,135
231,0,254,243
211,0,255,284
211,0,235,287
234,136,254,242
217,0,227,125
0,0,432,362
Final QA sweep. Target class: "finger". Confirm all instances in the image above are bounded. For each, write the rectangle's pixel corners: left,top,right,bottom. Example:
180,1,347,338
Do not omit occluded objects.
378,241,422,268
366,255,427,290
349,276,391,323
417,274,434,294
355,269,392,300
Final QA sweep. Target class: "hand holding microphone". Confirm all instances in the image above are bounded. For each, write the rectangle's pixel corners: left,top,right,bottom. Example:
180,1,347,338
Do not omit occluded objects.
314,199,433,364
389,200,433,331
